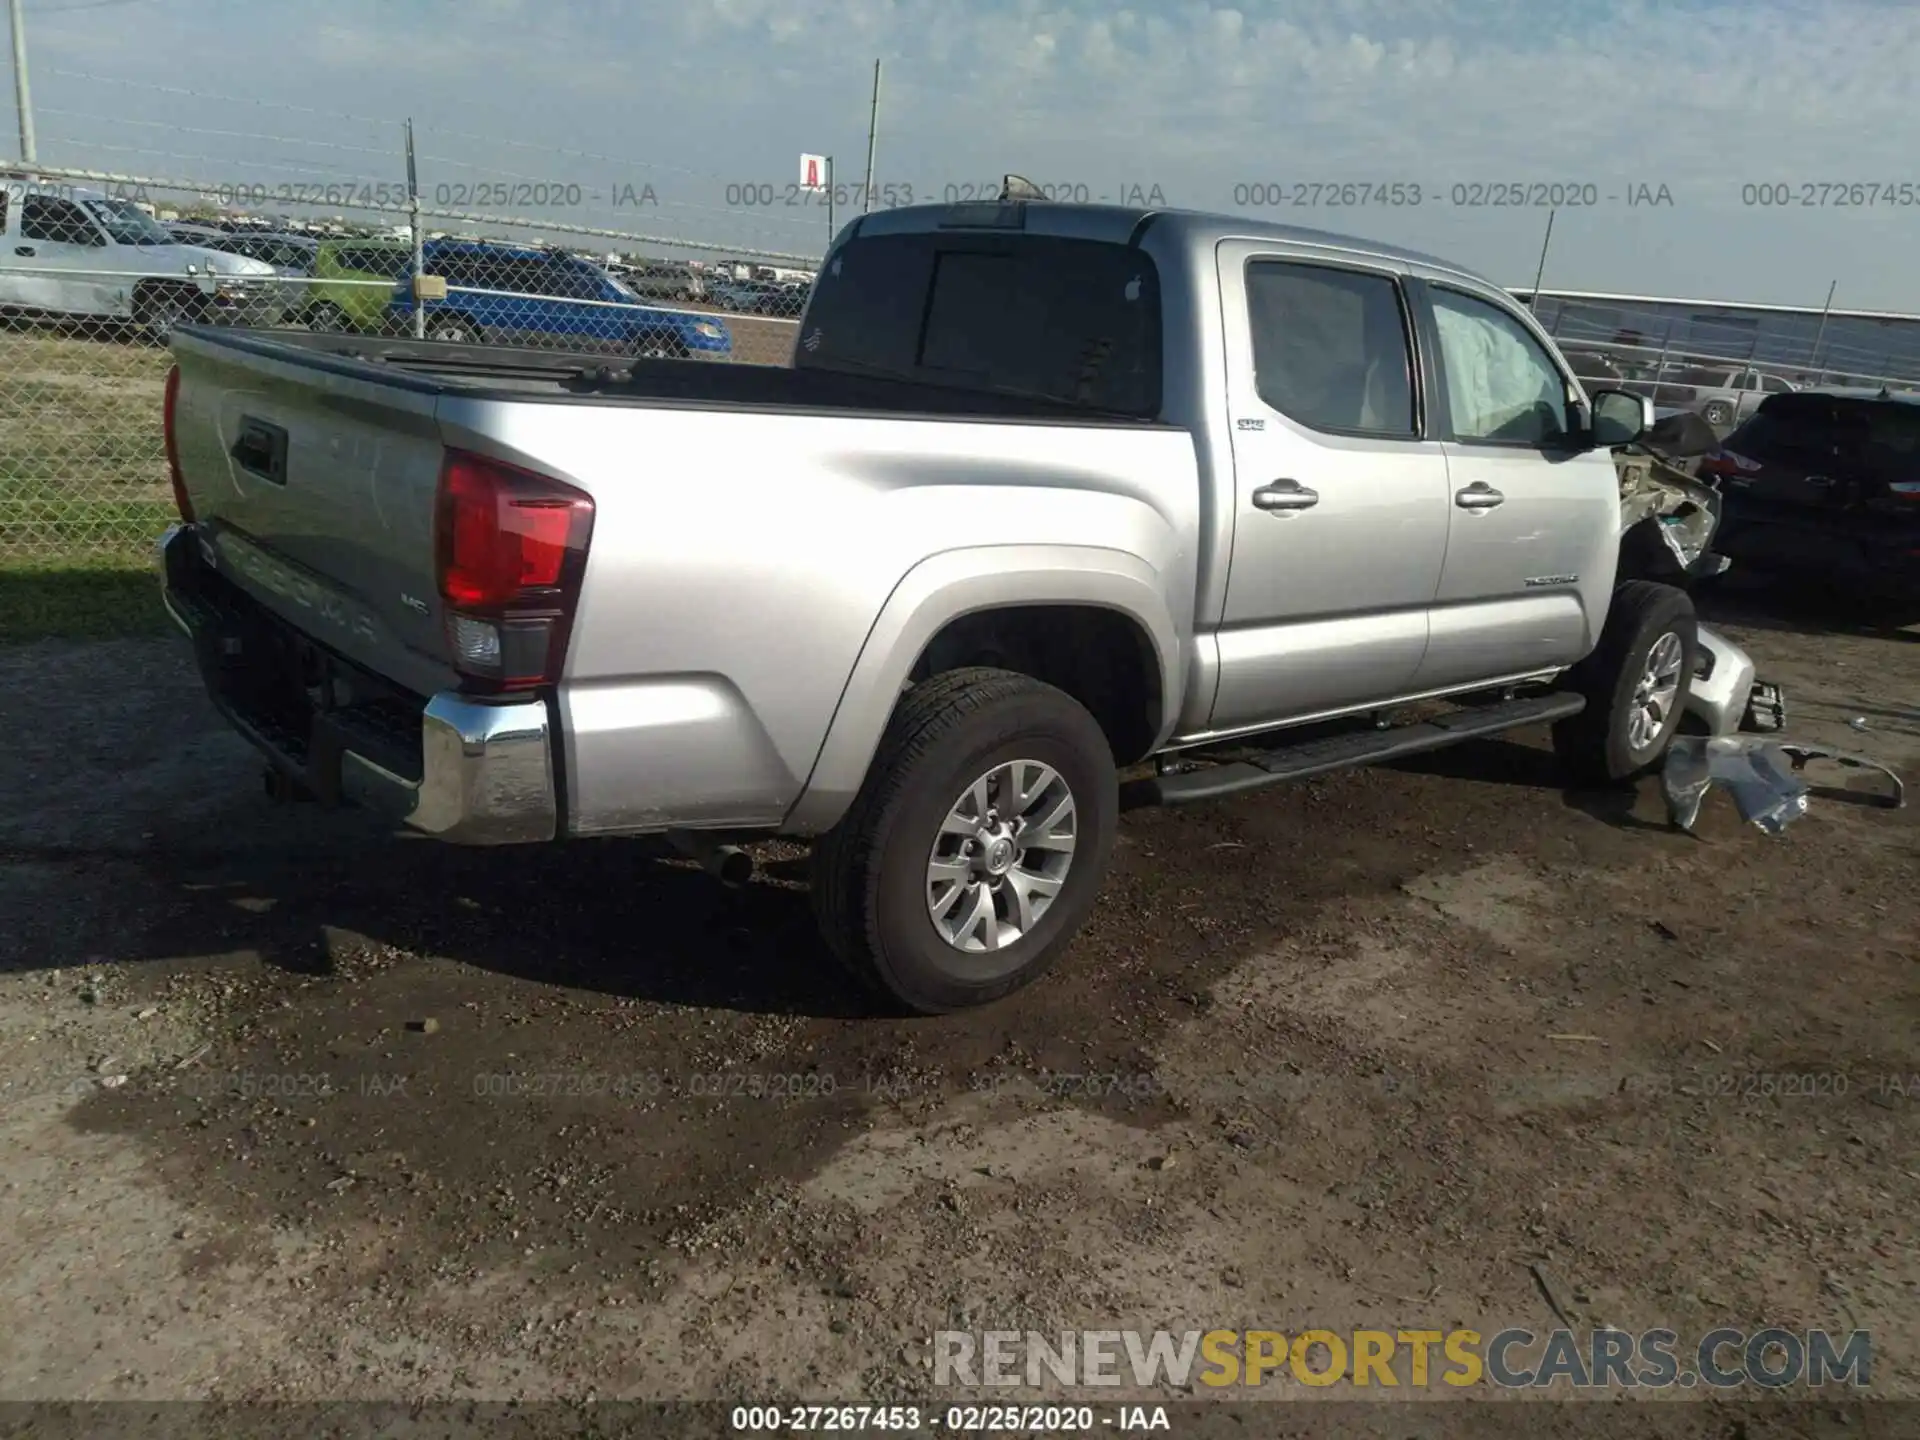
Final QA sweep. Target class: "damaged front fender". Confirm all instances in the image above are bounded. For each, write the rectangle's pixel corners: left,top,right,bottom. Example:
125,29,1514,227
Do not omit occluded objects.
1616,449,1724,579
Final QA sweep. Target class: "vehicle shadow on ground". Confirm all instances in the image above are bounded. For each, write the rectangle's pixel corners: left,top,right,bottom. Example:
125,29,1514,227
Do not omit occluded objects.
34,823,880,1020
1385,737,1678,833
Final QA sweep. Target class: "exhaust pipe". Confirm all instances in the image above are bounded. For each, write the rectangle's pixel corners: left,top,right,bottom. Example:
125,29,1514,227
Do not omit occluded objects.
666,830,755,886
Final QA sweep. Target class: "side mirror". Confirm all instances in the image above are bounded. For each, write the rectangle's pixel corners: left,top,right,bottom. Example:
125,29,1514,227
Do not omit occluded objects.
1588,387,1653,449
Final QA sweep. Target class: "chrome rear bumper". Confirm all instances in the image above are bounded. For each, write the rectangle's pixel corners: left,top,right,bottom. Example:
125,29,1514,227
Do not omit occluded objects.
158,522,557,845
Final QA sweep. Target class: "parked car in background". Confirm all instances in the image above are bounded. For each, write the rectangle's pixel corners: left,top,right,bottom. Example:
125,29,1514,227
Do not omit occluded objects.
1562,348,1628,389
0,182,285,340
1650,364,1796,428
707,277,807,317
1702,387,1920,612
196,232,319,277
165,221,228,247
618,261,708,304
392,239,732,358
301,238,412,333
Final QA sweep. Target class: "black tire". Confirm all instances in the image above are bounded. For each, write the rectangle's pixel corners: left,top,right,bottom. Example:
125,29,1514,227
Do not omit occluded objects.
427,316,481,345
810,667,1118,1015
633,332,688,360
304,302,351,333
132,284,199,345
1702,399,1734,427
1552,580,1698,787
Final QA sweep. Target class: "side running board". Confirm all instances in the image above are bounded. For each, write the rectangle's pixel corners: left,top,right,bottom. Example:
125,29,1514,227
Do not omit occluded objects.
1122,692,1587,810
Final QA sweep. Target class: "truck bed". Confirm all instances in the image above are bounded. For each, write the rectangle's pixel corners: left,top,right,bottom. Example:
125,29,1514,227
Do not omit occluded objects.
195,325,1171,424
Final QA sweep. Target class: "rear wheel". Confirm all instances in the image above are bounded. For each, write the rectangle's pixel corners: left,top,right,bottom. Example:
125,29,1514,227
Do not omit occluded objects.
1553,580,1698,786
810,667,1118,1014
1702,398,1734,427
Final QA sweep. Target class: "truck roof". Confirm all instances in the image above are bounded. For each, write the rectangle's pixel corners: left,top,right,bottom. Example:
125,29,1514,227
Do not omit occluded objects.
847,200,1494,289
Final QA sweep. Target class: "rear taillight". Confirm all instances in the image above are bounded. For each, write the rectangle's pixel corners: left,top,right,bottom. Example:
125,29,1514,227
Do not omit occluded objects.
434,448,594,691
1698,449,1760,478
162,364,193,522
1888,481,1920,500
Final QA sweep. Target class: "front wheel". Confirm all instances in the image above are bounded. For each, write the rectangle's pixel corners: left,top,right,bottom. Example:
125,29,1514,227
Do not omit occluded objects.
810,667,1118,1014
304,302,352,333
132,285,198,344
1553,580,1698,787
427,316,480,345
632,331,688,360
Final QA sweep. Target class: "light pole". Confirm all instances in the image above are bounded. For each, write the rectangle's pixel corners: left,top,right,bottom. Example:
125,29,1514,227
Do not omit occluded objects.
862,59,881,211
9,0,36,166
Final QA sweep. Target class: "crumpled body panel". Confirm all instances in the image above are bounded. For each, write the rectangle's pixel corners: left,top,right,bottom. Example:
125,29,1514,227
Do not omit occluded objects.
1663,736,1907,834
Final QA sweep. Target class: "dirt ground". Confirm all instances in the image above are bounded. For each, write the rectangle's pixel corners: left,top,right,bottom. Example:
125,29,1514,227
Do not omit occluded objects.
0,577,1914,1434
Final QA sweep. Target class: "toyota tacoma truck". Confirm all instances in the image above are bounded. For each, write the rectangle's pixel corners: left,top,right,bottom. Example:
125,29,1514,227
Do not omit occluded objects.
156,195,1779,1014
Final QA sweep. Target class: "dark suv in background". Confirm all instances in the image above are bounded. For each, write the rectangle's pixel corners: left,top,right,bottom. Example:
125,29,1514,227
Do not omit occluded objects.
1702,388,1920,614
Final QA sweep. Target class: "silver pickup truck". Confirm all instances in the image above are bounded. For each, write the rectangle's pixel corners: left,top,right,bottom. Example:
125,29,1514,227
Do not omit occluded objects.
157,198,1778,1013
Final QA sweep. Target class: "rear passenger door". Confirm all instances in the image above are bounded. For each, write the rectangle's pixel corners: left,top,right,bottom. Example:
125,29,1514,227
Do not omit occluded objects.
1207,244,1453,733
1411,281,1622,692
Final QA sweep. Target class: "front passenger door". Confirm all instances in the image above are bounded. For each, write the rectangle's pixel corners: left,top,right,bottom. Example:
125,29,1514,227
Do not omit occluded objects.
1413,282,1622,692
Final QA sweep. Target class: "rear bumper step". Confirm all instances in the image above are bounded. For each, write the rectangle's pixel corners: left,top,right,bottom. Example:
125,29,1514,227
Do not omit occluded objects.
158,523,558,845
1123,692,1587,809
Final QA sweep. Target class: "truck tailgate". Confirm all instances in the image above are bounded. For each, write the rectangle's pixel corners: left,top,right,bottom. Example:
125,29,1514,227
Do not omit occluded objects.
168,328,458,698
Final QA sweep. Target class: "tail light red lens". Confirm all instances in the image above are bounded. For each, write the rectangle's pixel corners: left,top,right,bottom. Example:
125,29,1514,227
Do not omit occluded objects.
434,449,594,690
1698,450,1758,479
162,364,194,522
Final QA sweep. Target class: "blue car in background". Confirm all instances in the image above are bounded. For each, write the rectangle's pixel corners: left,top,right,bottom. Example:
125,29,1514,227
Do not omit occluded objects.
390,239,732,359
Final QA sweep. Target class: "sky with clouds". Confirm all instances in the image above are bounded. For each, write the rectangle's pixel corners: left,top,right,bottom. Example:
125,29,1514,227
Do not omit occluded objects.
12,0,1920,308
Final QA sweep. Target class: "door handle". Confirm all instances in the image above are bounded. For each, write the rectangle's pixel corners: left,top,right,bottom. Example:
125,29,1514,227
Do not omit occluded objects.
1455,482,1505,510
1252,479,1320,512
14,246,33,256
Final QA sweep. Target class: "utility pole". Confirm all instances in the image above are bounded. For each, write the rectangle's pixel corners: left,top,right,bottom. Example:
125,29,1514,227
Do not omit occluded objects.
862,58,881,212
9,0,36,166
405,118,425,339
1528,208,1555,309
826,155,835,250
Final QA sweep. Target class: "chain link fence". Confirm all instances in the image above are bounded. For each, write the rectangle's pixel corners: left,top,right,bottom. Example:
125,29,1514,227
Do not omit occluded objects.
1,165,814,566
7,157,1920,569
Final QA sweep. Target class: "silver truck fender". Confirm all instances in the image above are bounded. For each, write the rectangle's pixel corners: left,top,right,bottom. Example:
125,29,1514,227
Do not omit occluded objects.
781,544,1185,835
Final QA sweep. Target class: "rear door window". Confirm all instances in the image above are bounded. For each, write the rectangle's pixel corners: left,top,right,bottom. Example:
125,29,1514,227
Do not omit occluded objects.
1849,400,1920,480
22,195,103,246
1731,397,1839,461
1243,260,1414,436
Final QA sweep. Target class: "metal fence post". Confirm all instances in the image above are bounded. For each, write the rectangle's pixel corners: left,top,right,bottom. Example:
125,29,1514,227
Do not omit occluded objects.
1651,318,1676,408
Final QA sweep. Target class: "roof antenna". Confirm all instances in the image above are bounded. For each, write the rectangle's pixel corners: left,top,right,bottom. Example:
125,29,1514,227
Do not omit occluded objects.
999,174,1046,202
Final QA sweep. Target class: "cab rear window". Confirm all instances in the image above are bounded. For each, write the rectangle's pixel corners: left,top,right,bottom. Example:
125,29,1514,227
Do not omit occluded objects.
796,231,1162,416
